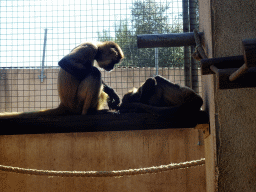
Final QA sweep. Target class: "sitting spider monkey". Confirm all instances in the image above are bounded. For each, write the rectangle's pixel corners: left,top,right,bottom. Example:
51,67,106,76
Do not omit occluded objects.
120,75,203,116
57,41,124,115
1,41,124,118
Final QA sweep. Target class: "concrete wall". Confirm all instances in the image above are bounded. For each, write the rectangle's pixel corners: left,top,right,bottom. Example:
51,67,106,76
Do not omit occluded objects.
0,67,201,112
214,1,256,191
0,68,59,112
199,0,256,191
216,88,256,191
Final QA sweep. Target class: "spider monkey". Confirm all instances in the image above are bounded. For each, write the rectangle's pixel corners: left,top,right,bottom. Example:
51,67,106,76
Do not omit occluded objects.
57,41,124,115
120,75,203,116
1,41,124,118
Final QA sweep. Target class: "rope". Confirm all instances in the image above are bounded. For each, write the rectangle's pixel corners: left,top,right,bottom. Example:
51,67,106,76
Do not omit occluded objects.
0,158,205,178
192,29,208,60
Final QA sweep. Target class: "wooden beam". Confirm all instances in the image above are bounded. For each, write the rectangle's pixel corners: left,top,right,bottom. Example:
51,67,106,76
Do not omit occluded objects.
0,111,208,135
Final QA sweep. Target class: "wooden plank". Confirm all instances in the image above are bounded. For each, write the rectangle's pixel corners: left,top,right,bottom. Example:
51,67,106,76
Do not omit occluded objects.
0,111,209,135
0,128,206,192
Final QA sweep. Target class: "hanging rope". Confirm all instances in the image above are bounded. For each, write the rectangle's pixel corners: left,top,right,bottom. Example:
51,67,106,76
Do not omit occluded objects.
192,29,208,60
0,158,205,178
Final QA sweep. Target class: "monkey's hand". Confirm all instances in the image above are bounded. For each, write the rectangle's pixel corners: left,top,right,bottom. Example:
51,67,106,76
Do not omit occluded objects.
103,81,120,110
107,96,120,110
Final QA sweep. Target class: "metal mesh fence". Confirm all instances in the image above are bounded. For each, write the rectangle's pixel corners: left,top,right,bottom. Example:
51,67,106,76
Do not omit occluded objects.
0,0,199,113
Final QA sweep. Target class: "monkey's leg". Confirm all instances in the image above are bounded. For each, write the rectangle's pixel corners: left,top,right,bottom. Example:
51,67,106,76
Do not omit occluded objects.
102,81,120,110
57,69,82,114
77,67,104,115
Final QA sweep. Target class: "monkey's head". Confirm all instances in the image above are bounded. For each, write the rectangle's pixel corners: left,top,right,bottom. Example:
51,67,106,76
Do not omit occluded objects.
121,88,141,104
121,78,156,106
96,41,124,71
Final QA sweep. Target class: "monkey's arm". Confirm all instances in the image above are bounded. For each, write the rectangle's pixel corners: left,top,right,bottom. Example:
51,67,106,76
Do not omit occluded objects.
102,81,120,110
58,43,97,81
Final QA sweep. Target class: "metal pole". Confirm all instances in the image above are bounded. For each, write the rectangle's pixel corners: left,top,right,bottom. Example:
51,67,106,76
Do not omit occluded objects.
39,28,47,82
155,47,159,76
189,0,199,93
154,31,159,76
137,32,202,48
183,0,191,88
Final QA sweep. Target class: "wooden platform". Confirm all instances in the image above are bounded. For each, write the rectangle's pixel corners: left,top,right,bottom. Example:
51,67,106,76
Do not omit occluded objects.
0,111,208,135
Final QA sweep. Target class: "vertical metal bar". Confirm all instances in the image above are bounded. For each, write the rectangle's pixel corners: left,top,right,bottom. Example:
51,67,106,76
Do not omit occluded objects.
183,0,191,87
155,47,159,76
154,31,159,76
39,28,47,83
189,0,199,93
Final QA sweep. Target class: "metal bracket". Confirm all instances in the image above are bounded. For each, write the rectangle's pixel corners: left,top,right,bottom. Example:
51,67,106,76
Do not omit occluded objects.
194,124,210,139
201,38,256,89
38,72,46,83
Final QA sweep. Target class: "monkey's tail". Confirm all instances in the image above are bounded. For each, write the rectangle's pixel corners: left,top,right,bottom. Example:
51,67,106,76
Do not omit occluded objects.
0,104,71,119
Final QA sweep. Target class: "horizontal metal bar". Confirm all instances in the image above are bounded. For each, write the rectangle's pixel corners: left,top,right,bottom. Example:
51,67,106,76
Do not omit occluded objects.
201,55,244,75
137,32,203,48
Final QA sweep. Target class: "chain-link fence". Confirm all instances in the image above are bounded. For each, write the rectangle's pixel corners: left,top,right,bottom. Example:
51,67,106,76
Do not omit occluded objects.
0,0,199,112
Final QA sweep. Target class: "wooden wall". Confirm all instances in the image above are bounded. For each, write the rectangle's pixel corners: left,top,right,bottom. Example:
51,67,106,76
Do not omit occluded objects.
0,128,205,192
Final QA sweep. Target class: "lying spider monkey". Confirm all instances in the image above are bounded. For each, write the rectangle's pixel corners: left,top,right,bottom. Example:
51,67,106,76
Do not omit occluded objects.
120,75,203,116
1,41,124,118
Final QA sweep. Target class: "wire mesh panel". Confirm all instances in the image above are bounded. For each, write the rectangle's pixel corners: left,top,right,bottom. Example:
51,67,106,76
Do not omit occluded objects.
0,0,199,112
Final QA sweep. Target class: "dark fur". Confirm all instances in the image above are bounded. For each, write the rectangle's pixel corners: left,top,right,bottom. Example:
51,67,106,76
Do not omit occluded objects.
120,75,203,116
